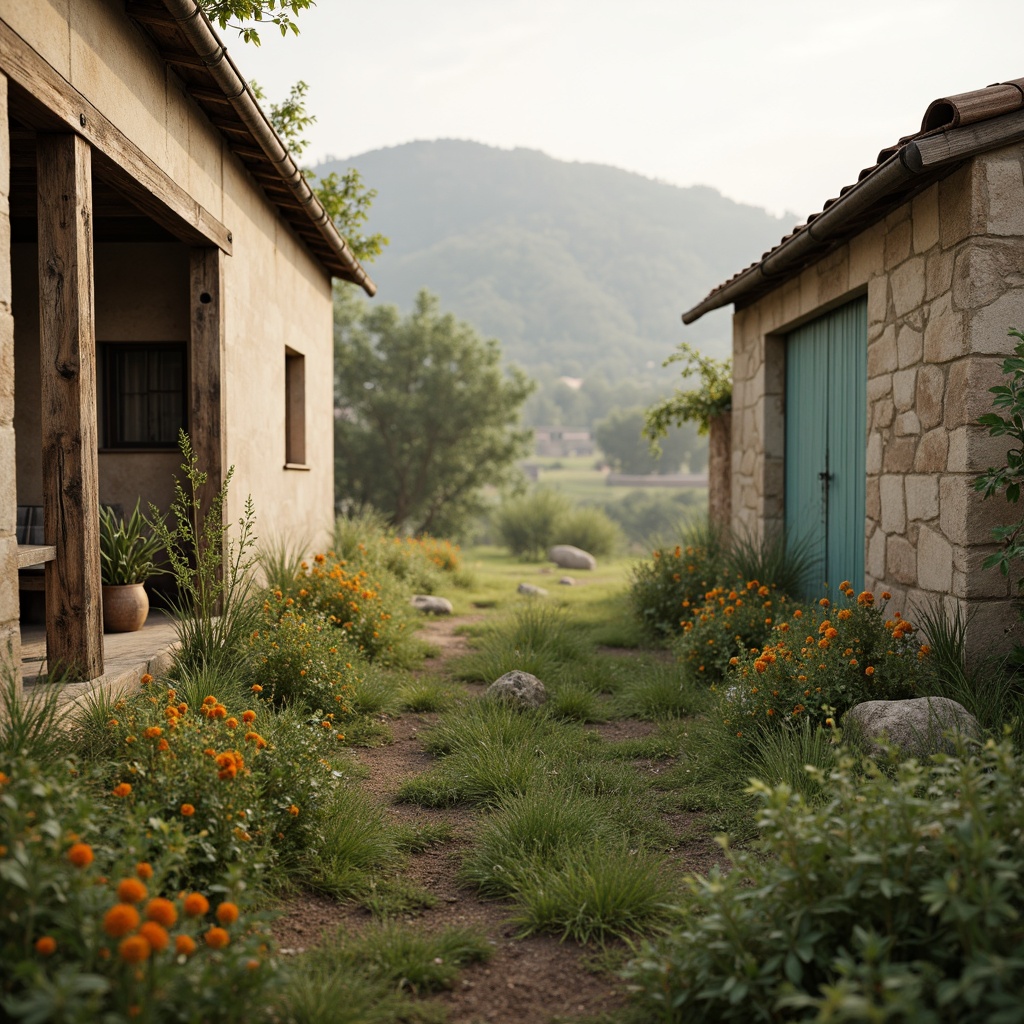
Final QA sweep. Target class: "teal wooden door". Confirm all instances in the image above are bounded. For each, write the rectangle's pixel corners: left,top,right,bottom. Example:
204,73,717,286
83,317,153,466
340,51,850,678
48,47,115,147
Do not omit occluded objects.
785,298,867,599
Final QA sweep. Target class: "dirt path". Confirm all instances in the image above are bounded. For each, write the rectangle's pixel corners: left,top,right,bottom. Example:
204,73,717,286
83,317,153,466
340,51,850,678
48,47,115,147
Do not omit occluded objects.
272,614,724,1022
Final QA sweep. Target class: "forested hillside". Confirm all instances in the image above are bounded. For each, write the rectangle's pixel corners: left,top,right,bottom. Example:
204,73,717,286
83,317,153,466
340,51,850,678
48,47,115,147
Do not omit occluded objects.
317,140,793,382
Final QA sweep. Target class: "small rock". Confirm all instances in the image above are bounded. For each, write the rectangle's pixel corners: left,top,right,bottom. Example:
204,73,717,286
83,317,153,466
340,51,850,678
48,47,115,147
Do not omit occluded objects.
844,696,980,758
517,583,548,597
548,544,597,570
486,669,547,708
558,576,576,586
411,594,453,615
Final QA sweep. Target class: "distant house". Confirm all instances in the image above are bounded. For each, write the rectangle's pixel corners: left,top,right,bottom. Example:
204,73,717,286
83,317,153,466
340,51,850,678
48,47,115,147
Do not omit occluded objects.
533,427,595,458
1,1,375,681
683,77,1024,658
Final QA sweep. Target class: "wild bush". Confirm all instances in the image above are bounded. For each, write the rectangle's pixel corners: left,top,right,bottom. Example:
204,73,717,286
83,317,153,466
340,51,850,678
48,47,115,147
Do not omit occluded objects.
492,489,572,560
719,585,923,739
554,505,621,558
625,740,1024,1023
673,580,805,683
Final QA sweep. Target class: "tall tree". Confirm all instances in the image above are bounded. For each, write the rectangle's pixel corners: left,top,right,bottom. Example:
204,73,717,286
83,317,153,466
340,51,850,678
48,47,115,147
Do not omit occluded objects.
334,290,535,536
595,407,704,475
201,1,313,46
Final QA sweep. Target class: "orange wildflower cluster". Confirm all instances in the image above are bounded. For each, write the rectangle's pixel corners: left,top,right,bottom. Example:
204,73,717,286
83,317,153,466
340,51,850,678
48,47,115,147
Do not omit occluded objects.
720,588,926,732
215,750,245,781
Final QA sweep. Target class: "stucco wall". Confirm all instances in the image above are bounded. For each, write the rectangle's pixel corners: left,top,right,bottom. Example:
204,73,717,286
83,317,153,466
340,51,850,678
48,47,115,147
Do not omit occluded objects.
1,0,336,551
0,73,17,663
730,144,1024,657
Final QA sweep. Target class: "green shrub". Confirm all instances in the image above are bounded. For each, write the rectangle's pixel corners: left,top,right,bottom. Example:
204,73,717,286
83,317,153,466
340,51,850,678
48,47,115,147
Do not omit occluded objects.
601,490,702,546
555,505,621,558
628,520,727,641
492,489,572,560
625,740,1024,1023
674,581,805,683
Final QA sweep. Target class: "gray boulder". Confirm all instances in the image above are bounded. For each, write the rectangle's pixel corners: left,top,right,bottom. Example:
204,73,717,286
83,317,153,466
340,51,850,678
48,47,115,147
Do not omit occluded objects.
517,583,548,597
844,696,980,757
411,595,454,615
558,576,576,586
548,545,597,571
486,670,547,709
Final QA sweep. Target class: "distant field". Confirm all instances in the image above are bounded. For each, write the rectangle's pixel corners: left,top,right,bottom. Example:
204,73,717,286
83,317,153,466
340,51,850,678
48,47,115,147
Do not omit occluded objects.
524,456,708,508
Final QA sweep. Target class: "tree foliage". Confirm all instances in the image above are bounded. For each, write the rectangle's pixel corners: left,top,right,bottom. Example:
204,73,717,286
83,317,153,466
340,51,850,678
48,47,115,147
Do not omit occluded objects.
644,342,731,443
595,407,703,475
200,0,313,46
250,81,388,264
334,289,535,536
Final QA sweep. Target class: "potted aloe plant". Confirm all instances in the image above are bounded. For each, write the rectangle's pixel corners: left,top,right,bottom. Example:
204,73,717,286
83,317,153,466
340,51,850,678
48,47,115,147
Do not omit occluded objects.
99,501,164,633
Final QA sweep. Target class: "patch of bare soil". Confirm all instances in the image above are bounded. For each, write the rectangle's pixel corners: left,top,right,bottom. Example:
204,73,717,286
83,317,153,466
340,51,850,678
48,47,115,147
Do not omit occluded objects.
274,615,719,1022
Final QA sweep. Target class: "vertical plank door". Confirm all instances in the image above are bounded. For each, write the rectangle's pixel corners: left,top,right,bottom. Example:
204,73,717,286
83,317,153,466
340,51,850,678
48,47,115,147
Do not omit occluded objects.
784,297,867,600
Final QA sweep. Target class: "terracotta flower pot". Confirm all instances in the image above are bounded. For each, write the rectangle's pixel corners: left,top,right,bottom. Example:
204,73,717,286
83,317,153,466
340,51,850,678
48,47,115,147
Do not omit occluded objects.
102,583,150,633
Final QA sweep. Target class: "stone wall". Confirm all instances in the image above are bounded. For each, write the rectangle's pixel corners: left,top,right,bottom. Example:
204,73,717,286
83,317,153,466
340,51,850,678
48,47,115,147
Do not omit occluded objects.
728,143,1024,658
0,73,16,667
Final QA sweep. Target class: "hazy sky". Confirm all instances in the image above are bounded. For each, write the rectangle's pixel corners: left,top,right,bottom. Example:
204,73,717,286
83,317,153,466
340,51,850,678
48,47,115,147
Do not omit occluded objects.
233,0,1022,222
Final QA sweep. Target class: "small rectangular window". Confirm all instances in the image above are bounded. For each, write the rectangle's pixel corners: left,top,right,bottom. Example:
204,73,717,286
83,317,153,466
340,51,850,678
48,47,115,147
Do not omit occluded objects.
99,343,187,449
285,347,306,466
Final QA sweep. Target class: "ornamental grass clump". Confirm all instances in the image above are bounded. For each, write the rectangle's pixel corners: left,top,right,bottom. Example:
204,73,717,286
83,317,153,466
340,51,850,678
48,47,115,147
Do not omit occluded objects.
719,584,923,739
624,739,1024,1023
674,579,805,683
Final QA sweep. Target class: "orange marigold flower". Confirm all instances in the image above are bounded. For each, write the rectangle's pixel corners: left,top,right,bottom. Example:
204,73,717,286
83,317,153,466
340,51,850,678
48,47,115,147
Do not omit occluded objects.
766,708,775,716
117,878,147,904
819,598,830,608
793,609,803,618
825,627,838,639
138,921,169,952
857,591,874,606
143,726,162,739
205,926,230,949
288,804,300,817
145,898,177,927
203,748,216,758
103,904,140,937
67,842,94,868
865,666,875,676
225,717,239,730
180,803,195,817
35,936,57,956
251,684,263,693
112,783,132,798
215,901,239,925
241,710,256,723
135,862,153,880
119,935,151,963
818,638,830,649
140,673,154,685
175,934,197,957
881,591,891,600
212,705,227,719
157,739,170,752
203,696,217,706
183,893,209,918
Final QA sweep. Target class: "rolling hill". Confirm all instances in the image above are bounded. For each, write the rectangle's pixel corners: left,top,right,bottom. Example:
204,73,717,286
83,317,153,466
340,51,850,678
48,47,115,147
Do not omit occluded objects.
316,140,793,379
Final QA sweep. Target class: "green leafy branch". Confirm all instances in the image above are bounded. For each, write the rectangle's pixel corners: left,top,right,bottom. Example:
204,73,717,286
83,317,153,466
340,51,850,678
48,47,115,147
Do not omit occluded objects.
252,80,388,264
200,0,314,46
974,327,1024,586
643,342,731,452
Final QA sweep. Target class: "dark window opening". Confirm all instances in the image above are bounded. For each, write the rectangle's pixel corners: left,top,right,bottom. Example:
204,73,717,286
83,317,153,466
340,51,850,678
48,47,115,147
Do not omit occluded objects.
285,347,306,465
99,343,187,449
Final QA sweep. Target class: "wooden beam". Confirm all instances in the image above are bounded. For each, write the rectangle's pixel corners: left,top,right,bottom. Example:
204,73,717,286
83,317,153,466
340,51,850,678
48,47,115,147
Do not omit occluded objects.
0,19,231,254
189,248,226,538
37,134,103,682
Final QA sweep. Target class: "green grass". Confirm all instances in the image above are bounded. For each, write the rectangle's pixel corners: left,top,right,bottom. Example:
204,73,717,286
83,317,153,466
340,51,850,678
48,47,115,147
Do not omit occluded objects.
614,661,709,719
397,679,458,712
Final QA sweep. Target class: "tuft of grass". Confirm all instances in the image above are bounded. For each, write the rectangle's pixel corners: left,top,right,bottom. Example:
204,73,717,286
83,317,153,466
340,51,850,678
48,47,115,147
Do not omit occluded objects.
614,662,708,719
67,683,137,761
302,786,401,898
392,820,455,852
600,720,690,761
509,842,676,944
724,525,817,598
547,682,607,722
358,875,439,919
258,532,310,592
0,665,65,761
461,787,619,897
319,922,493,994
398,679,458,713
348,666,402,717
741,717,837,804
